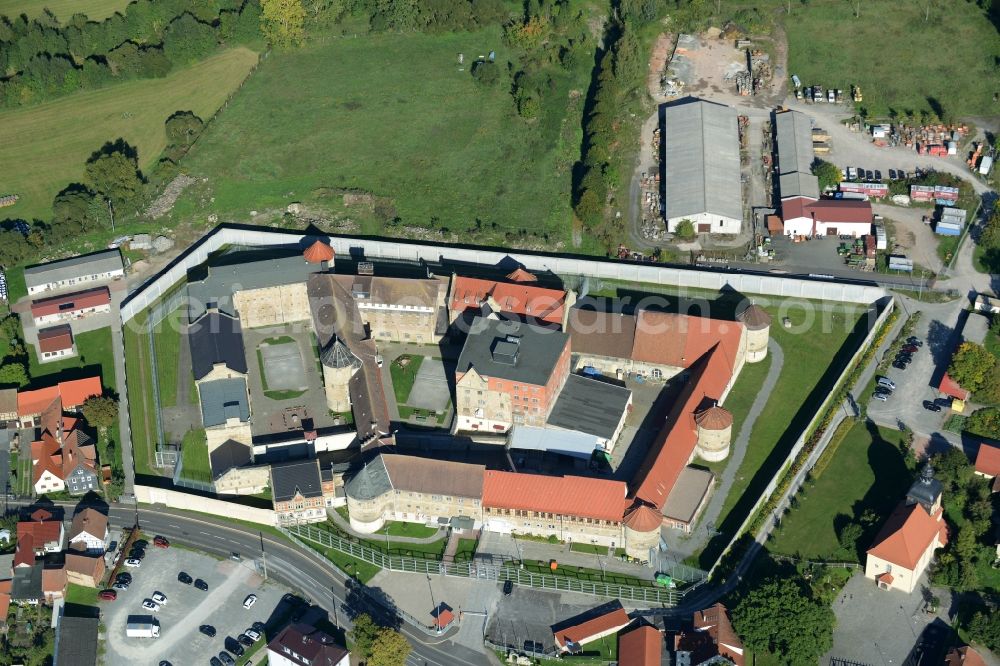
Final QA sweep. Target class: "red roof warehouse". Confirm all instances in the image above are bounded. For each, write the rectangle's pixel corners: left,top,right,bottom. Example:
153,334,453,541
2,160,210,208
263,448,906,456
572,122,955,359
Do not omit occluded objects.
30,287,110,322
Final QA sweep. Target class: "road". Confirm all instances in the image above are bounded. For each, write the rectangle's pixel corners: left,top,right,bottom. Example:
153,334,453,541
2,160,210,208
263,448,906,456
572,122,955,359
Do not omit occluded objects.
98,503,492,666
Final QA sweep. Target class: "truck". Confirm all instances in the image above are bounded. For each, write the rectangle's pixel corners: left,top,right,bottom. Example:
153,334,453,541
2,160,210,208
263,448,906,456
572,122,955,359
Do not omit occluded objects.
126,616,160,638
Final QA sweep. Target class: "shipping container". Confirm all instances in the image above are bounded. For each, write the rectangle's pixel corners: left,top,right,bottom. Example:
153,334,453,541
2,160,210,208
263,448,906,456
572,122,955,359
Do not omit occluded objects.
935,222,963,236
888,256,914,272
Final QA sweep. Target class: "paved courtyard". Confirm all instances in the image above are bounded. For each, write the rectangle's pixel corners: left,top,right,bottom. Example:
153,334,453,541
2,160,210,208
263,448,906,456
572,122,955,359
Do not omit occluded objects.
102,544,290,666
407,357,450,412
259,339,308,391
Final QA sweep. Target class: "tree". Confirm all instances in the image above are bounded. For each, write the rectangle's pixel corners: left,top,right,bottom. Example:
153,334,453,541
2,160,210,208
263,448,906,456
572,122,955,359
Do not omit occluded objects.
949,342,997,393
837,521,863,554
85,146,144,216
675,219,696,240
968,610,1000,650
165,111,204,148
52,185,97,234
731,577,835,664
368,628,411,666
968,407,1000,440
260,0,305,46
0,362,29,388
811,159,842,191
81,395,119,432
470,60,499,87
349,613,380,660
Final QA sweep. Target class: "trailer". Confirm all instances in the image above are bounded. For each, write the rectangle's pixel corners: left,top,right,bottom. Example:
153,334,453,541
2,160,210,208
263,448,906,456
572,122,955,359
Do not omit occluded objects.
126,616,160,638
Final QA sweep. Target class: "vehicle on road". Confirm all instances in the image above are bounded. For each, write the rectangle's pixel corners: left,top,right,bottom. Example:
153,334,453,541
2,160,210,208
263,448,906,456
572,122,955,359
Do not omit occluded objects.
124,558,142,568
219,652,236,666
142,600,161,612
126,616,159,638
872,393,888,402
151,592,167,605
99,589,117,601
502,580,513,596
243,594,257,609
153,536,170,548
923,401,943,412
178,572,193,585
230,552,241,561
200,625,217,638
195,579,209,591
877,377,896,390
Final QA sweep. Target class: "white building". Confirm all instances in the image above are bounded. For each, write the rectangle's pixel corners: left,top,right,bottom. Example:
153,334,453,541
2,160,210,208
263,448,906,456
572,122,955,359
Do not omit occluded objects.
24,249,123,296
267,623,349,666
67,508,109,554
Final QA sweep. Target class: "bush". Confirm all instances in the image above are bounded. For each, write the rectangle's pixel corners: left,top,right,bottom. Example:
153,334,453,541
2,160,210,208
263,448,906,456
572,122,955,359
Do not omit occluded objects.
470,60,499,87
675,219,696,240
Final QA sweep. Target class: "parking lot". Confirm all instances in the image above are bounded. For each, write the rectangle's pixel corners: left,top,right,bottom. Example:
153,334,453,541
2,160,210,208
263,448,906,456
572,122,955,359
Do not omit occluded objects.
103,545,289,666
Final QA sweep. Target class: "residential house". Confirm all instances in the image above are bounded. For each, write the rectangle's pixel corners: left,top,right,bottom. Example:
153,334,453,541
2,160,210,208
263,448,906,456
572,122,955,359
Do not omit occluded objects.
0,580,11,626
10,562,42,605
944,646,987,666
42,563,66,603
16,376,102,427
674,603,745,666
30,286,111,326
266,622,350,666
67,509,108,554
865,465,948,594
55,615,100,666
454,317,571,432
448,271,570,328
24,249,123,296
65,552,105,589
617,625,663,666
17,508,64,556
0,387,17,424
552,602,631,653
974,442,1000,489
36,324,76,363
30,397,99,495
271,459,326,526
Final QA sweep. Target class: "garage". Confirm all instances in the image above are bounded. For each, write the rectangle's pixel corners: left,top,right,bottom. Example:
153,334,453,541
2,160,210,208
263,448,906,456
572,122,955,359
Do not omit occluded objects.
697,223,711,233
826,227,838,236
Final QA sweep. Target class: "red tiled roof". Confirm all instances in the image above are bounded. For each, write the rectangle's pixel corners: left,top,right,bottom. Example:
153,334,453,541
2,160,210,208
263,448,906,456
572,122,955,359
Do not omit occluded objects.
695,405,732,430
0,579,10,622
867,503,948,570
37,325,74,354
482,471,627,522
553,607,631,649
14,533,35,567
691,604,744,666
65,552,105,581
506,268,537,283
450,276,566,326
876,572,894,585
945,646,988,666
18,516,61,550
618,626,662,666
42,566,66,595
939,372,970,401
18,376,101,416
781,196,812,222
303,240,334,264
975,443,1000,478
806,198,873,224
30,286,109,318
432,608,454,629
631,311,743,369
623,503,663,531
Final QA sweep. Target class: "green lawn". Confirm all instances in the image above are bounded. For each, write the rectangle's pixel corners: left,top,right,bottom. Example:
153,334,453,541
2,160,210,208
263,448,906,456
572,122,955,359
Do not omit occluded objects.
390,354,423,405
0,47,259,222
65,583,99,607
174,27,590,245
768,421,914,560
3,267,26,306
454,538,478,562
304,541,380,584
320,521,448,560
514,560,652,588
151,307,185,408
123,311,159,478
180,428,210,484
27,326,116,392
0,0,129,20
773,0,1000,119
383,521,438,539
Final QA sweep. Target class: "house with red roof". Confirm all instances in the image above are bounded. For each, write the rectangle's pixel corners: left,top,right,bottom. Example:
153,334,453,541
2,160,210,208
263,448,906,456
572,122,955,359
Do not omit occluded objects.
781,196,873,238
17,376,102,427
975,443,1000,487
36,324,76,363
617,625,662,666
552,603,631,653
29,396,99,496
30,286,111,326
939,372,971,402
944,645,988,666
674,603,745,666
865,466,948,594
16,509,64,557
448,272,571,328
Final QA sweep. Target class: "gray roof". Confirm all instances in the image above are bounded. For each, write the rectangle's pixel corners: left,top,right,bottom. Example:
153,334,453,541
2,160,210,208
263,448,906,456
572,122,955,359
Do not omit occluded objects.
24,249,123,289
663,99,742,222
509,425,600,459
210,439,253,479
344,456,392,501
547,375,631,440
321,337,361,370
199,378,250,428
663,466,714,524
187,248,316,320
778,171,820,200
456,317,569,386
907,465,942,511
11,563,42,600
775,110,814,176
189,312,248,380
270,459,323,502
56,615,99,666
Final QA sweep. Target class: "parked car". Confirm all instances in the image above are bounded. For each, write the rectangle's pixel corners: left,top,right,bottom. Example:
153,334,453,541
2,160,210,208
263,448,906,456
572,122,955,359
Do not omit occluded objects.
872,393,888,402
225,638,245,657
98,589,117,601
502,580,513,596
153,536,170,548
935,397,952,406
112,582,129,591
888,169,897,180
151,592,167,605
243,594,257,609
896,354,912,364
230,552,241,561
219,653,236,666
246,629,262,642
210,658,223,666
128,549,144,561
865,170,875,181
251,622,265,634
856,166,865,181
902,344,919,354
195,579,209,591
238,634,254,647
116,572,132,584
877,377,896,390
898,169,907,180
124,558,142,568
142,600,161,612
907,337,923,346
875,386,893,395
874,170,883,181
923,400,943,412
892,361,908,370
200,625,217,638
178,572,193,585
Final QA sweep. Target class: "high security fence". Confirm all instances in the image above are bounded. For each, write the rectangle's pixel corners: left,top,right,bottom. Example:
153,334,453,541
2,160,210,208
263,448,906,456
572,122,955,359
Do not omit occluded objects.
289,523,681,606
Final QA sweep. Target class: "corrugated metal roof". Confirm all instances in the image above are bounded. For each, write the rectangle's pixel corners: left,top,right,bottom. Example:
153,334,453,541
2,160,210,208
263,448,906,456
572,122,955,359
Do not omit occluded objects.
775,109,814,176
509,425,600,459
30,286,110,318
778,171,820,200
24,249,122,289
663,99,742,223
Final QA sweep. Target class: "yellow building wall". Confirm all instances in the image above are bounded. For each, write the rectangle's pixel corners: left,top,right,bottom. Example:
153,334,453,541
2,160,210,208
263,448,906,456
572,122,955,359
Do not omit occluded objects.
234,283,311,328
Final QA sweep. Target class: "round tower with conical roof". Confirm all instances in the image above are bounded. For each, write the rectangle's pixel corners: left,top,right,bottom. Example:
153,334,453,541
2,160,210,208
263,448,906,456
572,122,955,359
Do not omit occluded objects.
737,303,771,363
694,404,733,461
320,337,361,412
623,501,663,559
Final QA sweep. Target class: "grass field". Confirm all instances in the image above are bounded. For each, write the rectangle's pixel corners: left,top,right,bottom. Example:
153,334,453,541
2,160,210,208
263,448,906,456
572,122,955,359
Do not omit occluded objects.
180,428,210,484
390,354,423,404
151,308,184,408
768,420,913,560
0,0,128,20
773,0,1000,119
175,28,588,244
27,326,116,392
383,521,438,539
0,47,258,221
123,311,159,477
